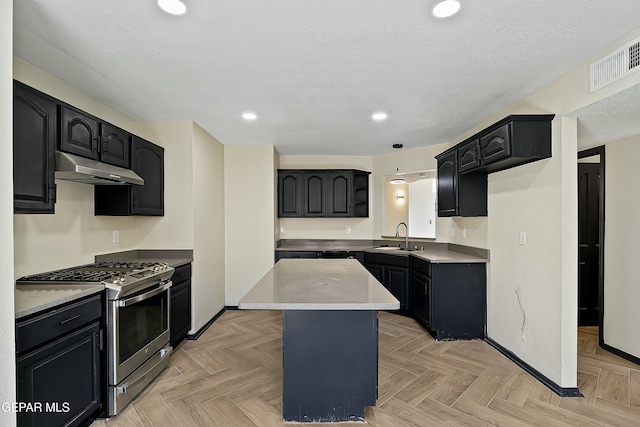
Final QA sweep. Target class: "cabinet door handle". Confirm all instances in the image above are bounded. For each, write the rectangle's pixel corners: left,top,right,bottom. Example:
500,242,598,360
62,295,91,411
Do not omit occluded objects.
59,314,81,325
48,185,57,203
92,136,99,152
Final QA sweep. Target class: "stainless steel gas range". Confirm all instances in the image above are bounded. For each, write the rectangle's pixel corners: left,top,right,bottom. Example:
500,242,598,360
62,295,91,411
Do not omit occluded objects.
17,261,175,416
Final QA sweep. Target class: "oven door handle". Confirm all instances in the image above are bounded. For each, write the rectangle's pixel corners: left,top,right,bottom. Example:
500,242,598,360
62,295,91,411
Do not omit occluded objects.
117,281,172,307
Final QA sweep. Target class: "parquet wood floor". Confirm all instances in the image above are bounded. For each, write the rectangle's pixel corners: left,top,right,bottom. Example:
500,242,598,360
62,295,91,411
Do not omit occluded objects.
92,311,640,426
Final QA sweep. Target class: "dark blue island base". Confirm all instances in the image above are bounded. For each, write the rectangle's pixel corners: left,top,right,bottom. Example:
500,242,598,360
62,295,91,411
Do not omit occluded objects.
282,310,378,423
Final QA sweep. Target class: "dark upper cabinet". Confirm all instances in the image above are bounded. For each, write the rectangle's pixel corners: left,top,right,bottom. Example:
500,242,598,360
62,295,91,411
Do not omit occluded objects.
60,105,131,168
458,139,481,173
463,115,554,174
131,136,164,215
352,172,369,217
60,105,100,160
100,122,131,168
436,114,553,217
436,151,458,216
304,171,326,217
278,171,303,217
94,136,164,216
326,171,351,217
13,81,57,214
436,150,487,217
277,169,370,218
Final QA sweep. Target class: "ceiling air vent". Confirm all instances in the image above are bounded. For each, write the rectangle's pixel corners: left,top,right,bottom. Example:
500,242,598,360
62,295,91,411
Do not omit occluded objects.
590,37,640,92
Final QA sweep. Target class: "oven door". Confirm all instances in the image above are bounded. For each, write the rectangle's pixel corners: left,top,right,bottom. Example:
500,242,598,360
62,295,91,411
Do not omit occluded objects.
108,280,172,385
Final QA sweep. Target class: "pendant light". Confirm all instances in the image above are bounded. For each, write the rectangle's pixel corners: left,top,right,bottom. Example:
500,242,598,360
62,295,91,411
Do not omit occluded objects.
390,144,405,184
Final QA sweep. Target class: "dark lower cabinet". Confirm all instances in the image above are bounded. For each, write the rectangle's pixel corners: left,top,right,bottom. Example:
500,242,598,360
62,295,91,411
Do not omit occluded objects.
411,270,430,328
275,251,365,264
364,253,410,312
94,136,164,216
13,81,57,214
411,257,486,340
16,294,104,427
170,264,192,347
283,310,377,422
275,251,316,262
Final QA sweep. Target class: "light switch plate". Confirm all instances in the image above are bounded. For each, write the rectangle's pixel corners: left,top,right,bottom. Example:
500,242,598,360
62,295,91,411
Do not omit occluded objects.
519,231,526,245
462,228,467,238
449,226,455,238
112,230,119,243
346,226,352,234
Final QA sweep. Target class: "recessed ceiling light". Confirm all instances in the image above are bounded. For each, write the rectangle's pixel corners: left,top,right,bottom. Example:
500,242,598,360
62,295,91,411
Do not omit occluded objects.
432,0,460,18
372,112,388,121
157,0,188,16
242,112,257,121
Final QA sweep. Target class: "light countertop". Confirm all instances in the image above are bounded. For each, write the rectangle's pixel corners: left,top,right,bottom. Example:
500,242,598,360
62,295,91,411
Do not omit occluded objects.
365,247,487,263
275,240,488,263
15,284,104,319
238,259,399,310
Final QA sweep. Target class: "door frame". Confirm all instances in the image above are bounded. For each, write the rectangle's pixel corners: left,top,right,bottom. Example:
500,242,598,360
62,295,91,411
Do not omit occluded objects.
577,146,605,346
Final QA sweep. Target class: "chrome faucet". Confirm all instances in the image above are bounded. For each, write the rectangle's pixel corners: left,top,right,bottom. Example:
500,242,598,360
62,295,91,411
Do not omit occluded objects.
395,222,409,250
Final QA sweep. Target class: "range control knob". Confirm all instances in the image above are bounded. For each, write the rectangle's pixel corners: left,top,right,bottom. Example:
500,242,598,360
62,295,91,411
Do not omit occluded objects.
119,277,126,283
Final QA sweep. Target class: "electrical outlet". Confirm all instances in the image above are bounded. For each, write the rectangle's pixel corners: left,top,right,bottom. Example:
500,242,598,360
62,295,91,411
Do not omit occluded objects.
346,226,352,234
280,226,286,234
462,228,467,239
112,230,119,243
519,231,527,245
449,226,455,238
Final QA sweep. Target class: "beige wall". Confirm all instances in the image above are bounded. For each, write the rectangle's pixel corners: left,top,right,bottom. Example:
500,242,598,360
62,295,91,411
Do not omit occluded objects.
225,145,276,305
373,143,451,242
13,59,140,277
192,123,225,330
385,183,408,235
1,1,16,425
446,27,640,387
603,136,640,358
134,120,194,249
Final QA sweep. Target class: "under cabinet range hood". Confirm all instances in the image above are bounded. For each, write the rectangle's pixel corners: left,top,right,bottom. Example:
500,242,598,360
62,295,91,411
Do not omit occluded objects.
55,151,144,185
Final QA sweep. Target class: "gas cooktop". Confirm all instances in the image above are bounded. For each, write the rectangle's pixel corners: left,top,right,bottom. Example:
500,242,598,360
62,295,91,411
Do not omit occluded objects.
17,261,175,299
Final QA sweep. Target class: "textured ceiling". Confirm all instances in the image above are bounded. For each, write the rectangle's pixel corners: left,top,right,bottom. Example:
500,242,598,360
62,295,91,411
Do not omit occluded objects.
12,1,640,155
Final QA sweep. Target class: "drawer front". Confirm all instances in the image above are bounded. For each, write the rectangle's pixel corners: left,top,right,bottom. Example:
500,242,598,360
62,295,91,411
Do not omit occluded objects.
16,294,102,354
480,123,511,165
275,251,316,261
364,252,409,268
172,263,192,285
458,139,481,172
411,258,431,277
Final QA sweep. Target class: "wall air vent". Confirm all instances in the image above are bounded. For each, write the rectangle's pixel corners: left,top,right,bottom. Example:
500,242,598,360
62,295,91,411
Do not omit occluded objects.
590,37,640,92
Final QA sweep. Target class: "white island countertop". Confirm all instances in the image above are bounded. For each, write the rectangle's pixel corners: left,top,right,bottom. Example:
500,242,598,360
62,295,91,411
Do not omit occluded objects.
238,259,400,310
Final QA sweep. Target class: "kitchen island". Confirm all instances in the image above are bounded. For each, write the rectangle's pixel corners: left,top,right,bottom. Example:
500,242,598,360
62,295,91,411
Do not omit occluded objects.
238,259,399,423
